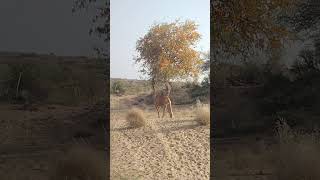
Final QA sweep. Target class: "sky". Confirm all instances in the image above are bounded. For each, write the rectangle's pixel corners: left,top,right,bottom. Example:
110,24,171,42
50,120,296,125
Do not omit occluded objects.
110,0,210,79
0,0,94,56
0,0,308,80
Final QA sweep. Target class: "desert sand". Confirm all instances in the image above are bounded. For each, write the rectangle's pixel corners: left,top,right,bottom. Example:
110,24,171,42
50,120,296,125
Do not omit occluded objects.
110,95,210,180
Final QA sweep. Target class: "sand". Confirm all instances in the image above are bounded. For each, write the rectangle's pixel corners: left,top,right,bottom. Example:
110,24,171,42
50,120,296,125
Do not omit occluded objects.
110,99,210,180
0,103,106,179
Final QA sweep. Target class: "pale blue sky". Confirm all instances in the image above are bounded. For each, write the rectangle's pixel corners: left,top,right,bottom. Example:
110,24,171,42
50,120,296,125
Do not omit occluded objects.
110,0,210,79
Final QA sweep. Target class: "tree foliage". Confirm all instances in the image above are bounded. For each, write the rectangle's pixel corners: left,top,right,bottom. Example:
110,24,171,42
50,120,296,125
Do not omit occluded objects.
288,0,320,31
201,51,210,72
211,0,298,60
291,49,320,78
135,20,203,84
288,0,320,60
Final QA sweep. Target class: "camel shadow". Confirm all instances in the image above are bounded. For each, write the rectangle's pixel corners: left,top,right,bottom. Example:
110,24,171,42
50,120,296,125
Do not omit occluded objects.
111,126,135,131
111,120,205,133
159,119,198,124
156,124,202,133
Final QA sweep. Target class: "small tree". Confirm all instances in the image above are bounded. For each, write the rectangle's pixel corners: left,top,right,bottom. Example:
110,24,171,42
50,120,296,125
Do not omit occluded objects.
111,81,125,95
135,20,203,90
4,63,43,103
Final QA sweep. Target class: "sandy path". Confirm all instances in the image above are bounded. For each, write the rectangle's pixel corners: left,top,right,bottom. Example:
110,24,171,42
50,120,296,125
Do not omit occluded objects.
110,106,210,179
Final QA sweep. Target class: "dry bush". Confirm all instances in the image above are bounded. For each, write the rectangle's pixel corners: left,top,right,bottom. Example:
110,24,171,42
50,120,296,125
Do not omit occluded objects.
195,105,210,126
274,118,320,180
126,108,146,128
49,144,106,180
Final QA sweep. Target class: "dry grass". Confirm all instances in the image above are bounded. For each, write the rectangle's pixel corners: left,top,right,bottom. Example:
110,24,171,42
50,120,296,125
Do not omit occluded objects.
49,144,106,180
126,108,146,128
274,118,320,180
195,105,210,126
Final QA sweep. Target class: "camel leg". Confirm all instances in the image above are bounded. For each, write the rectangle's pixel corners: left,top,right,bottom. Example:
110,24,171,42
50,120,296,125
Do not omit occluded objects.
167,102,173,118
162,105,167,118
155,105,160,118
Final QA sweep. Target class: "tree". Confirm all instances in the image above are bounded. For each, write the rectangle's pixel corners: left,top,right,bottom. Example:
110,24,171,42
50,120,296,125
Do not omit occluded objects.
135,20,203,90
201,51,210,72
211,0,298,61
287,0,320,59
4,63,45,103
111,81,126,95
288,0,320,32
200,51,210,87
280,0,320,77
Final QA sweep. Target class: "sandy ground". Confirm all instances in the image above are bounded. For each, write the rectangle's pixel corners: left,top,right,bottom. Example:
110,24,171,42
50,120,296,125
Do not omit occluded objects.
110,96,210,180
0,103,106,179
213,136,277,180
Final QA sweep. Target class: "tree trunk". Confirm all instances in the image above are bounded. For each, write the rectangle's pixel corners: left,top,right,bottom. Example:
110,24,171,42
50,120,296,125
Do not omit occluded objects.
16,72,23,98
165,81,172,96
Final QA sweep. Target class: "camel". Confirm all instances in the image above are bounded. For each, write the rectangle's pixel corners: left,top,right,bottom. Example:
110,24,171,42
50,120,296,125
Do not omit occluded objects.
153,82,174,118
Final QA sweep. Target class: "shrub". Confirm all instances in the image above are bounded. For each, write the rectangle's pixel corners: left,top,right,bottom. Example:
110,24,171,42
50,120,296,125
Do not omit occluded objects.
291,49,320,79
190,78,210,102
195,105,210,126
111,81,126,95
2,63,48,103
126,108,146,128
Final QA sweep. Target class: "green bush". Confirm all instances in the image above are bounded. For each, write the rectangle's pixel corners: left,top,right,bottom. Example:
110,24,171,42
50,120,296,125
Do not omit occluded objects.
111,81,126,95
190,77,210,101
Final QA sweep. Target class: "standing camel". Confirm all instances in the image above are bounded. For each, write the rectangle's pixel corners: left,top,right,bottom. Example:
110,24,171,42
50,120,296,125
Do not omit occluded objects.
153,82,174,118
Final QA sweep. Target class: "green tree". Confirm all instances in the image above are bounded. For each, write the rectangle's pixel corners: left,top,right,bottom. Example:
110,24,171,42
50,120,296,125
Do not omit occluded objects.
135,20,203,89
111,81,126,95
